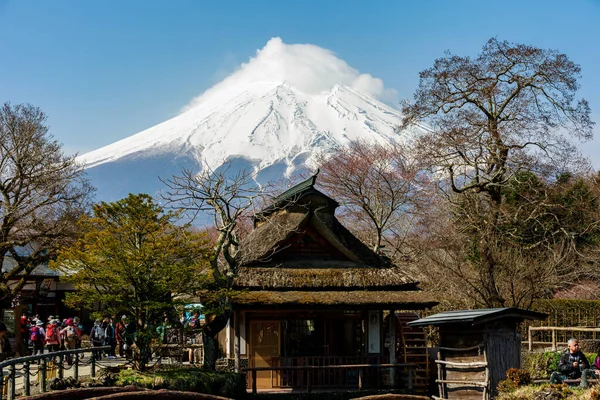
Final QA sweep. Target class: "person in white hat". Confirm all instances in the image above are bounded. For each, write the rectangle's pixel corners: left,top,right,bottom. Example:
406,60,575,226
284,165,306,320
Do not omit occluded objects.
31,320,45,356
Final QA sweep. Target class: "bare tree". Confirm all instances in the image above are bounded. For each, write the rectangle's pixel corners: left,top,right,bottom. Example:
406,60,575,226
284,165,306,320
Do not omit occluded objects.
317,139,427,255
162,161,264,369
0,103,94,308
401,38,595,307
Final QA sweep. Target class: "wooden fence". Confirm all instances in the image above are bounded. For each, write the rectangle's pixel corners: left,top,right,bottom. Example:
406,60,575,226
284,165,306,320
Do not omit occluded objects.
527,326,600,351
244,363,417,394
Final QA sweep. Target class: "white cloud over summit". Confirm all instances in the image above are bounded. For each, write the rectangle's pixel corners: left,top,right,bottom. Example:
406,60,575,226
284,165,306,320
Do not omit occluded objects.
182,37,397,112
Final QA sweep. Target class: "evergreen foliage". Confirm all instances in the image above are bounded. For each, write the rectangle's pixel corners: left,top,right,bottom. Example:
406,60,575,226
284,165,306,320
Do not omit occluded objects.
52,193,211,370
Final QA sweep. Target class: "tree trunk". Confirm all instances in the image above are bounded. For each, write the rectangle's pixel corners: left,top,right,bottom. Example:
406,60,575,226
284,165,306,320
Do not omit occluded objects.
480,191,505,308
203,331,218,370
201,306,232,370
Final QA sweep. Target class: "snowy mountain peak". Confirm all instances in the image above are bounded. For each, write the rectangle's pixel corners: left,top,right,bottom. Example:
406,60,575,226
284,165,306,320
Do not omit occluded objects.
78,39,421,202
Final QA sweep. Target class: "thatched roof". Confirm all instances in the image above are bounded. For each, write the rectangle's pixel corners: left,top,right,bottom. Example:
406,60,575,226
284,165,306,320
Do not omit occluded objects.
234,262,416,290
232,290,438,310
234,174,421,293
236,210,310,266
237,208,400,270
255,172,339,222
311,209,392,268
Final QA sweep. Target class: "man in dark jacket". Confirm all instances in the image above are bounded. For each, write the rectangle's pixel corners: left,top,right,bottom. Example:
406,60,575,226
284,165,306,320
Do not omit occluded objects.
550,338,594,388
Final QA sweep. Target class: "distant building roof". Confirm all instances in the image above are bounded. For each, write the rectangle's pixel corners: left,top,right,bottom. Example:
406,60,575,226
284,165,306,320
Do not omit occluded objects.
2,245,60,278
407,307,547,327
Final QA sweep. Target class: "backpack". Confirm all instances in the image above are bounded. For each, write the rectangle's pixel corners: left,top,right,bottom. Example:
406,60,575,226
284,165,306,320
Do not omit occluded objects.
91,325,105,343
30,326,41,342
105,325,114,340
46,324,57,341
66,326,76,339
188,317,200,329
20,316,28,334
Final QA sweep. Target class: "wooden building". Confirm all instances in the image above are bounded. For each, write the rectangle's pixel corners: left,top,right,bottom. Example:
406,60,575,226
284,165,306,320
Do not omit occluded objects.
2,247,76,320
407,308,547,399
218,174,437,391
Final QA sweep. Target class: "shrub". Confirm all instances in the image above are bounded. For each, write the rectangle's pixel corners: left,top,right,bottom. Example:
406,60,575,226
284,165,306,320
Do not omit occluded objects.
497,368,532,394
522,351,562,378
114,368,245,398
522,351,597,378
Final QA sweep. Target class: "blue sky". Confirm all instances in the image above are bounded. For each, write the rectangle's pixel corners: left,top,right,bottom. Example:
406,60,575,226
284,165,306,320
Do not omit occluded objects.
1,0,599,163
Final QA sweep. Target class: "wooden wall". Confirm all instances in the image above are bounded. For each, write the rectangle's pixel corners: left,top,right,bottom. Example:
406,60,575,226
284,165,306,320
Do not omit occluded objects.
483,321,520,396
435,320,522,399
437,329,487,400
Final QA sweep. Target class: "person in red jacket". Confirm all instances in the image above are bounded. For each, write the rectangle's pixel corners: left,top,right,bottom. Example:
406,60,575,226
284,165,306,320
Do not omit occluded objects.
44,319,61,353
20,313,30,355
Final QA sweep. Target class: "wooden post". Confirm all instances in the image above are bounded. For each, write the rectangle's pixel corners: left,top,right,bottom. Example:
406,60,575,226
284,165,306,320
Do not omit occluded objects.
437,351,444,399
24,363,30,396
551,329,557,351
74,354,79,380
407,365,413,392
91,354,96,377
58,355,64,380
8,365,14,400
307,369,312,393
358,368,363,390
483,347,490,400
234,312,241,373
40,359,47,393
528,326,533,352
389,310,396,388
252,370,257,394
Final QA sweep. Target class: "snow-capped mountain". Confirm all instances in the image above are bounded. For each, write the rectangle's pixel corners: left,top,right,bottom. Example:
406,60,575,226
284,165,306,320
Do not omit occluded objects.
78,38,422,202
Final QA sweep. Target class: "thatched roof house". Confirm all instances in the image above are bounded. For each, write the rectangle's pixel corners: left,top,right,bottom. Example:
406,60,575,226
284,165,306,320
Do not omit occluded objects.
232,173,435,310
221,173,436,392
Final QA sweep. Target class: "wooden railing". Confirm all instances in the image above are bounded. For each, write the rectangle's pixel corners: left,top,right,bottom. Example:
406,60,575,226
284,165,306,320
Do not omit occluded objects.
245,363,418,394
527,326,600,351
267,356,385,388
0,346,110,400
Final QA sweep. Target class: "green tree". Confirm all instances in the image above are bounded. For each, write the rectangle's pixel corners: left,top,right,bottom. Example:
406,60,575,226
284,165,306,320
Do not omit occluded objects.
0,103,93,308
52,194,210,370
401,38,595,307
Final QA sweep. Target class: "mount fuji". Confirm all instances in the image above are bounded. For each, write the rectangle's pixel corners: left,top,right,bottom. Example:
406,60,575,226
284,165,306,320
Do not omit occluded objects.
78,38,423,202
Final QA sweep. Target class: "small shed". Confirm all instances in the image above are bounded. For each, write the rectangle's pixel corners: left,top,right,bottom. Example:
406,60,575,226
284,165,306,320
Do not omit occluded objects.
407,308,547,400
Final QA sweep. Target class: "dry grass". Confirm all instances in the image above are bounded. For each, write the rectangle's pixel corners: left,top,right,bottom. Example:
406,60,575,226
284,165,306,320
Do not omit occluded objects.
497,383,600,400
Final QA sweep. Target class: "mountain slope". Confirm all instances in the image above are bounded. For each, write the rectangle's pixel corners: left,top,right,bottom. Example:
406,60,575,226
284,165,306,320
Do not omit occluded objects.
78,39,422,202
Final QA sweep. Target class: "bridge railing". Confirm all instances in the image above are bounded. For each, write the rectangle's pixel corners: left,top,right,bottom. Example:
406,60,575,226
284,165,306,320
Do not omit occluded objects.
0,346,110,400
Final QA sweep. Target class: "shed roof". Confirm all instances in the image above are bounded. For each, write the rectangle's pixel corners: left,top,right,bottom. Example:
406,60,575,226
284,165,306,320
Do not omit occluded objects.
406,307,547,327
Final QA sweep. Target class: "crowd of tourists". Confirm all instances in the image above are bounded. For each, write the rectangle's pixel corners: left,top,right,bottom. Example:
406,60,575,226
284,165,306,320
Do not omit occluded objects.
0,310,204,363
19,313,137,359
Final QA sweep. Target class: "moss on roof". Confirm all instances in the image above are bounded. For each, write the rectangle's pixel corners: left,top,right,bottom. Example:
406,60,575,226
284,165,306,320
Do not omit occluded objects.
235,263,416,290
232,290,438,309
